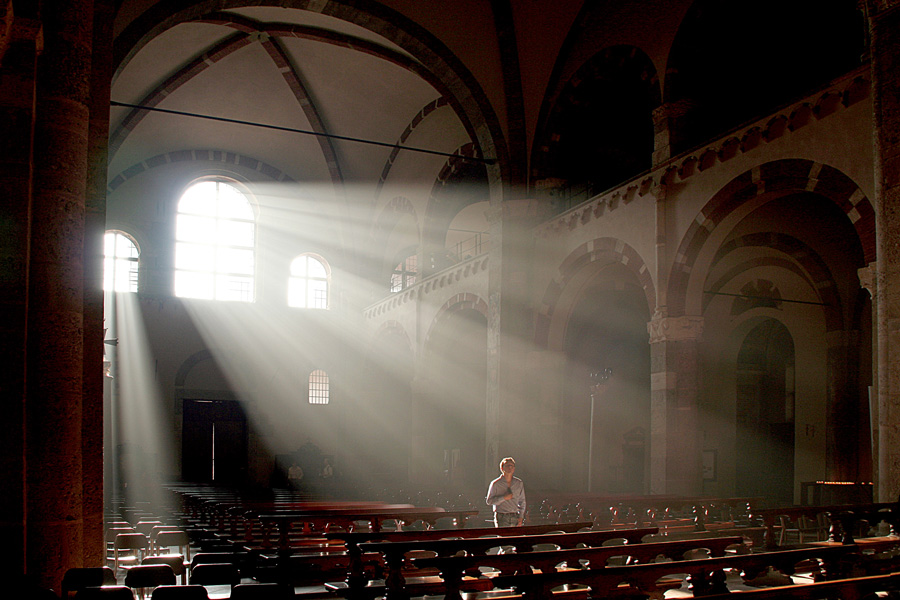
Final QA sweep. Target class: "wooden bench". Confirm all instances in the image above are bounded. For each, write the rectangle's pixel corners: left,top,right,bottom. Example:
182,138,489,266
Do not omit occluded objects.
483,544,863,600
692,571,900,600
410,535,748,600
322,522,594,591
350,527,659,600
754,501,900,548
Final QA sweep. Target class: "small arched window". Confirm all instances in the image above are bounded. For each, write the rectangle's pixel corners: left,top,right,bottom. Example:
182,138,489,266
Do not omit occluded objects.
309,369,330,404
390,248,417,293
104,230,139,292
174,179,256,302
289,254,329,309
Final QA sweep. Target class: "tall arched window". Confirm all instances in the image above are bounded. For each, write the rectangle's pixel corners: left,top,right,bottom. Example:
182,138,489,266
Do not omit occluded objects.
289,254,329,309
104,230,139,292
174,179,256,302
309,369,330,404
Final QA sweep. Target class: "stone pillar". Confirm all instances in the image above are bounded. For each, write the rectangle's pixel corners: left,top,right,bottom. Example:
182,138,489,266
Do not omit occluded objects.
647,314,704,495
869,1,900,502
26,1,94,591
485,199,546,483
82,0,115,567
0,10,41,575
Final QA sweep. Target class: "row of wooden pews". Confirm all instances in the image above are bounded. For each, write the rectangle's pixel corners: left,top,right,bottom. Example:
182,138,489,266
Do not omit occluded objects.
157,485,900,600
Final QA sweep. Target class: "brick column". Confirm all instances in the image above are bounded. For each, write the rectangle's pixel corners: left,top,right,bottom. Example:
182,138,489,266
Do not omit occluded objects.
647,314,703,495
0,10,41,574
859,262,878,487
27,1,94,591
870,1,900,502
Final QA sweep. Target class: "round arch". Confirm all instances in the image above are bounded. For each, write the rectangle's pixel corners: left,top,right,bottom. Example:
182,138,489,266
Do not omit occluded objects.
112,0,510,197
667,159,875,317
536,237,656,351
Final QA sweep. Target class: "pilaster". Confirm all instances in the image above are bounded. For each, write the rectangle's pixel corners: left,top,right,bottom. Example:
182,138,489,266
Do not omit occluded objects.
647,314,704,495
869,0,900,502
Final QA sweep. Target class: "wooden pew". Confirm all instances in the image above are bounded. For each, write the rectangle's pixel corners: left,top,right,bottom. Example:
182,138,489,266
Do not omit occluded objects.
484,544,862,600
323,523,595,593
754,502,900,548
411,535,748,600
692,571,900,600
353,527,659,600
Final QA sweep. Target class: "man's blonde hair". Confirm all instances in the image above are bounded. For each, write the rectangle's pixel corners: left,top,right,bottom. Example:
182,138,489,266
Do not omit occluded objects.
499,457,515,470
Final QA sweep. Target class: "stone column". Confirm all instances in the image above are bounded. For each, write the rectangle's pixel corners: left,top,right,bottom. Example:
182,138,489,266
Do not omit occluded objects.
485,199,546,483
26,1,94,591
647,314,704,495
0,9,41,574
82,0,115,567
869,1,900,502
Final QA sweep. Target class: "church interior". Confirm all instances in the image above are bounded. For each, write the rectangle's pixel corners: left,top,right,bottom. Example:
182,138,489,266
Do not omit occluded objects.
4,0,900,594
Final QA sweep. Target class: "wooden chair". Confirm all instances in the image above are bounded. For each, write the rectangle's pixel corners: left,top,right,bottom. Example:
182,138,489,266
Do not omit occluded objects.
62,567,117,599
115,532,149,572
150,585,209,600
189,563,240,588
154,530,191,563
124,564,177,599
143,555,188,585
149,526,182,554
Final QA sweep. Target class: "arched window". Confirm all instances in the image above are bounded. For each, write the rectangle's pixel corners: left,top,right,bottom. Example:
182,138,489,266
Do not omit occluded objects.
104,230,139,292
289,254,329,309
174,179,256,302
390,248,417,293
309,369,330,404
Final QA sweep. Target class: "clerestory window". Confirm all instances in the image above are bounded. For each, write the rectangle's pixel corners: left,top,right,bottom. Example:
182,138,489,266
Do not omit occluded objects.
289,254,329,309
174,179,256,302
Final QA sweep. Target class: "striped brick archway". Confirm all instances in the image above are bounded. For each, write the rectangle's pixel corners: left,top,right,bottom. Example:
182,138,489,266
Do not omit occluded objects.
667,159,875,317
535,237,656,349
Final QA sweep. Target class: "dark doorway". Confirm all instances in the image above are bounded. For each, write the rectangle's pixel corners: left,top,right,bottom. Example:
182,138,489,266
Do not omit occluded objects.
182,399,248,485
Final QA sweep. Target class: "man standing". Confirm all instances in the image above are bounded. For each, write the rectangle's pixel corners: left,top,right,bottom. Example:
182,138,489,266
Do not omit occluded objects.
485,457,526,527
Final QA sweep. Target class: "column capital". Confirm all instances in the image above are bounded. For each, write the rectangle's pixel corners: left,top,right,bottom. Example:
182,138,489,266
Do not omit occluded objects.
858,262,877,297
647,314,704,343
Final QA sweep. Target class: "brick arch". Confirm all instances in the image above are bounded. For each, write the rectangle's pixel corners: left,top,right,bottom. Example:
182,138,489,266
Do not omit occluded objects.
423,292,488,352
423,142,485,249
376,97,451,199
535,238,656,349
107,149,294,193
667,159,875,316
705,232,844,332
